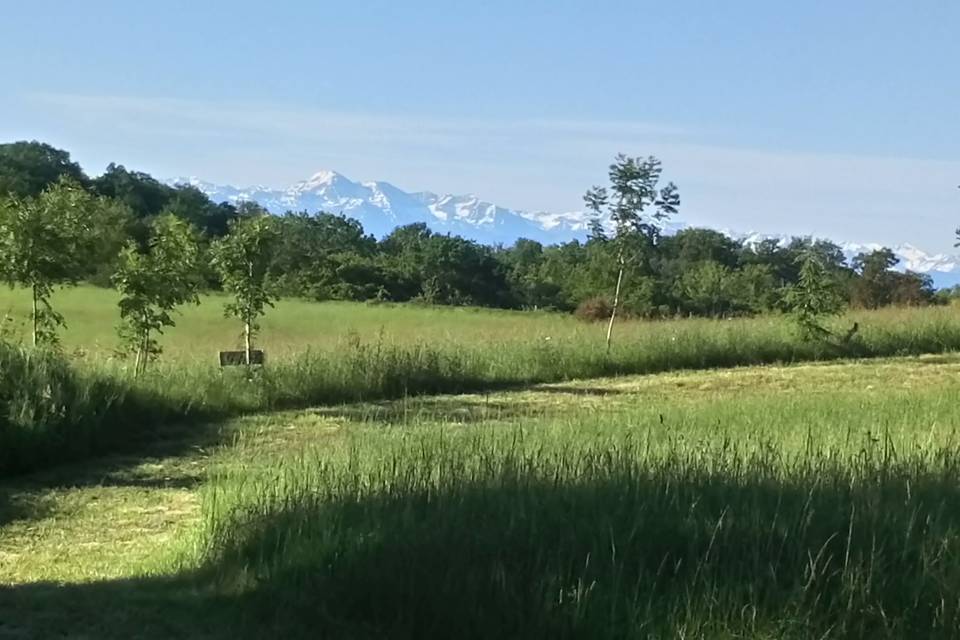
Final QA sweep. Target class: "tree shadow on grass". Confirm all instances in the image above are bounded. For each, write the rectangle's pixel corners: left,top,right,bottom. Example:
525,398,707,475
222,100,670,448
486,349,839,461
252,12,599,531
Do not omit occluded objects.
0,417,224,527
6,467,960,639
0,490,55,528
0,575,236,640
1,376,617,527
1,355,554,484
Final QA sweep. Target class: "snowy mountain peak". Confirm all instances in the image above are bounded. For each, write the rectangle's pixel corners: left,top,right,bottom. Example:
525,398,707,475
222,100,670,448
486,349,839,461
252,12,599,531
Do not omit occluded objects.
301,169,347,188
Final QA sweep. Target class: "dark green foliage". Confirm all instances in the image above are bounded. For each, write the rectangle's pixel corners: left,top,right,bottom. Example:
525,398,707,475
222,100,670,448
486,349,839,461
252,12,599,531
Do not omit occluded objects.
267,211,390,301
0,140,946,319
852,248,935,308
0,141,87,198
785,248,847,340
162,186,239,239
92,163,174,221
379,223,512,306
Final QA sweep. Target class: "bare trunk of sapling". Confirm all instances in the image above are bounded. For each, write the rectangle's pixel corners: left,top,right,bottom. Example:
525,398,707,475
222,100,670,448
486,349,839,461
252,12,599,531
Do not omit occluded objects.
31,284,38,347
244,313,251,367
244,260,253,367
606,253,625,353
134,311,148,378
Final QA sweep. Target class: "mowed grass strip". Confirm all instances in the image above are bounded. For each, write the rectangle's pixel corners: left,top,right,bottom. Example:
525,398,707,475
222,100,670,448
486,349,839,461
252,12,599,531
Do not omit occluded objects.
4,355,960,638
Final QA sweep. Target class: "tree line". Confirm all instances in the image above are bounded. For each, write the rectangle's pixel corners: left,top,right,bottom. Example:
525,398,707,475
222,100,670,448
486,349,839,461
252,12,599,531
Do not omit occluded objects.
0,141,942,356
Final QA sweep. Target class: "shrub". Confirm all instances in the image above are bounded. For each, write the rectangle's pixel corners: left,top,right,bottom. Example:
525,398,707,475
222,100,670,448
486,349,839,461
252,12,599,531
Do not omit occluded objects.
573,297,612,322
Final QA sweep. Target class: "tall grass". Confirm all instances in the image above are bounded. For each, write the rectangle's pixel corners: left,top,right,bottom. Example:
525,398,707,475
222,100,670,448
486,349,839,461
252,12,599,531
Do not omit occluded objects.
5,304,960,475
196,390,960,639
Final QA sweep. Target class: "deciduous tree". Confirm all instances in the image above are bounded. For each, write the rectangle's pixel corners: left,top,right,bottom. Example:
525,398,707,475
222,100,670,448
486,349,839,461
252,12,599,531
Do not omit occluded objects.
113,215,201,374
0,177,117,346
584,155,679,350
210,215,280,365
0,141,87,199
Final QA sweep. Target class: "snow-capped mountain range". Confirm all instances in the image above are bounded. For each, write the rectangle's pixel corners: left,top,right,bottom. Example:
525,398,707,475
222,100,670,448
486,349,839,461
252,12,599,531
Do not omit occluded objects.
171,170,579,245
735,233,960,289
169,171,960,289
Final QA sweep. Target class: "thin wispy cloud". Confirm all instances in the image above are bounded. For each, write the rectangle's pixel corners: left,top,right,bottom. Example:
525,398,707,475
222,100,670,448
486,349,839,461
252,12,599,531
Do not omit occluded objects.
25,92,689,147
15,91,960,252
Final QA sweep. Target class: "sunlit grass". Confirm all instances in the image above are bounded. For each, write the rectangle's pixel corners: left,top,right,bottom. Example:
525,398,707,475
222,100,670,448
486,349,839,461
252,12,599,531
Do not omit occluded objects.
5,356,960,637
0,356,960,638
198,364,960,638
4,284,960,475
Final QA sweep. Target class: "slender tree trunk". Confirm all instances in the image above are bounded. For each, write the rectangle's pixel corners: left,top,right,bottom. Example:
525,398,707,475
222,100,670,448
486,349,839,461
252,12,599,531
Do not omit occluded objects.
244,260,253,368
134,340,143,378
31,284,38,347
606,255,625,353
244,314,251,367
135,313,148,378
141,328,150,376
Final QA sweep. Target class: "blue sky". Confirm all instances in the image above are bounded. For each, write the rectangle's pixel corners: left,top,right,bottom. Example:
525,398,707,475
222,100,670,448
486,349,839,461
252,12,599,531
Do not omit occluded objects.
1,1,958,250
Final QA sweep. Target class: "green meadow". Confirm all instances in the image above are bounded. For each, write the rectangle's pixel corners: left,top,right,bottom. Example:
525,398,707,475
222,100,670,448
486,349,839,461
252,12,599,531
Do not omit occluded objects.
0,286,577,360
4,286,960,475
0,285,958,364
4,355,960,638
4,291,960,636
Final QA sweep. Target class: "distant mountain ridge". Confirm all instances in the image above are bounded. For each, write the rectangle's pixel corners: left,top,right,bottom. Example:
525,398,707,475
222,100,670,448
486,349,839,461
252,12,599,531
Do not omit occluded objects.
733,232,960,289
169,171,960,289
170,171,587,245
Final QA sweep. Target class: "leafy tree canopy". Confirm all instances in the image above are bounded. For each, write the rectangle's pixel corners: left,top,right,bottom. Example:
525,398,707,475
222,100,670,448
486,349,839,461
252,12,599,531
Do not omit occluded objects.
0,141,87,199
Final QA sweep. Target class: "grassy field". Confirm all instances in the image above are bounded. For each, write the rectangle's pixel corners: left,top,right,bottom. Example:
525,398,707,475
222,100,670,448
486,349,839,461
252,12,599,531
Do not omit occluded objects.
0,284,958,363
4,355,960,638
5,286,960,476
0,286,579,361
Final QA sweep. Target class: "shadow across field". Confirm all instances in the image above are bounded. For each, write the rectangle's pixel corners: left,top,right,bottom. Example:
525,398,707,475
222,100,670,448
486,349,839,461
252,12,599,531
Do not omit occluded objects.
0,490,55,528
8,464,959,639
0,420,220,527
0,575,234,640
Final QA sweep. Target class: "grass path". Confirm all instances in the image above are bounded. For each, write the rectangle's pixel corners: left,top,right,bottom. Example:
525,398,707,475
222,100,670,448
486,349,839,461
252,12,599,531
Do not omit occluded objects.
0,425,213,584
4,353,960,637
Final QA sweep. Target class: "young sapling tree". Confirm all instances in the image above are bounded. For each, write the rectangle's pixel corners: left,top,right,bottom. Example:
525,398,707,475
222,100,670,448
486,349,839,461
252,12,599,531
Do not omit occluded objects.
584,155,679,351
210,215,279,366
0,177,124,346
784,247,846,341
112,214,201,375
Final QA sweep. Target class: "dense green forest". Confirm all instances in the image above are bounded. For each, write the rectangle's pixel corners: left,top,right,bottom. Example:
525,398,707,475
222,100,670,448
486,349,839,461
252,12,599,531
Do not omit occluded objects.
0,140,939,322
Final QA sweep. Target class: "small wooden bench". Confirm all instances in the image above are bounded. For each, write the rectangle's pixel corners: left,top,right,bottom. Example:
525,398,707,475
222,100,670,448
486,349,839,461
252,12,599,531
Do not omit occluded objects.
218,350,266,366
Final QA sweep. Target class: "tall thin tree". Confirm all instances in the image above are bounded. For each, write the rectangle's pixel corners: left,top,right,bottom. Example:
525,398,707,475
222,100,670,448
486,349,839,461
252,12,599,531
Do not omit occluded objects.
584,155,679,351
